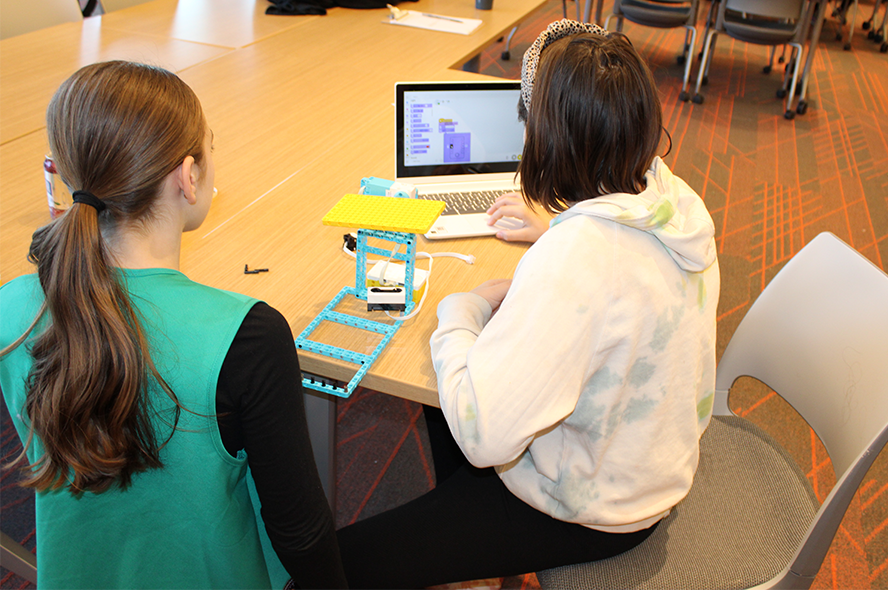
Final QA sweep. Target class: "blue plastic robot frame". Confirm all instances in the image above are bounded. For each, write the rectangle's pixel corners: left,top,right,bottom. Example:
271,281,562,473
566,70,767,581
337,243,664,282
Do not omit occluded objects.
295,178,421,398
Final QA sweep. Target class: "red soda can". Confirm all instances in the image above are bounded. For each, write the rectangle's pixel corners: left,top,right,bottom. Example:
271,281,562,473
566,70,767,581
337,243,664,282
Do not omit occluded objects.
44,153,72,219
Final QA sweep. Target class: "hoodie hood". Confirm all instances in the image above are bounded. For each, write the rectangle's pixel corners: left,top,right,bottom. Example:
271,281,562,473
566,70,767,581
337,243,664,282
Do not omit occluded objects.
554,157,717,272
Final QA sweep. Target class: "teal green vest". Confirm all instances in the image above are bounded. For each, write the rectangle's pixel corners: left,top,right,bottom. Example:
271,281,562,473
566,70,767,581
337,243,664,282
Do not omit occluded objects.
0,269,279,589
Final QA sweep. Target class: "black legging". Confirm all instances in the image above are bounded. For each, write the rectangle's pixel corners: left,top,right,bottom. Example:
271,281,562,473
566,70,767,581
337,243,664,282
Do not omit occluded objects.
335,406,658,589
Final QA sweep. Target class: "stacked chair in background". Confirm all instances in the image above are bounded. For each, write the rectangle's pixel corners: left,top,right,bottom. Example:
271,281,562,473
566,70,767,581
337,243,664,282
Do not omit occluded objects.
599,0,813,118
597,0,887,117
692,0,809,119
603,0,701,101
832,0,888,52
861,0,888,52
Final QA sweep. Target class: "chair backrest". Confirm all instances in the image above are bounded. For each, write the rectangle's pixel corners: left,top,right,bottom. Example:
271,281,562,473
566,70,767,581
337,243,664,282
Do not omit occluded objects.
0,0,82,39
722,0,807,22
714,231,888,582
714,232,888,475
612,0,699,27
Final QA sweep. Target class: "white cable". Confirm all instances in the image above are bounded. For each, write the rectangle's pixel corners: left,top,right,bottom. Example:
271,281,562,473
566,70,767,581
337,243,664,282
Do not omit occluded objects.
429,251,475,264
342,237,474,265
339,235,472,321
386,252,433,321
378,244,401,286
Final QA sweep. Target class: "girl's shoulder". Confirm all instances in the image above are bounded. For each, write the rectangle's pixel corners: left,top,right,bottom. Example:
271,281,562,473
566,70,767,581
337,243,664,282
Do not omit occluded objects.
1,272,39,291
0,273,43,309
0,274,44,349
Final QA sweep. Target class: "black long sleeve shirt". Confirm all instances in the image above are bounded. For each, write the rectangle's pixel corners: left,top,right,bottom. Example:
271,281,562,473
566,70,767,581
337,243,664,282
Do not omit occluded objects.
216,302,347,589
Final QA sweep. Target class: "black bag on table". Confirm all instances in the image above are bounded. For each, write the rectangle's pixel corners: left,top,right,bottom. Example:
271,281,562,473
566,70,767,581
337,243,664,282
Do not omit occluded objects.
266,0,417,16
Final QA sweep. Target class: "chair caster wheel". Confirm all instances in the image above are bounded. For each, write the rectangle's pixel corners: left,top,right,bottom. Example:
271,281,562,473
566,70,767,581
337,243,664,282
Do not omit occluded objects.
876,33,885,43
796,100,808,115
844,43,851,50
836,32,844,41
701,76,708,86
784,110,795,120
692,94,704,104
777,89,787,98
862,20,871,30
869,29,876,39
763,65,772,74
679,91,690,101
677,55,686,65
881,42,888,53
501,51,511,60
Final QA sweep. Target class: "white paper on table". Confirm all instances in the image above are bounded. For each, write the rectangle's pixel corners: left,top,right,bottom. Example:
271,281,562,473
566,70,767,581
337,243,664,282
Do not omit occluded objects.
383,11,482,35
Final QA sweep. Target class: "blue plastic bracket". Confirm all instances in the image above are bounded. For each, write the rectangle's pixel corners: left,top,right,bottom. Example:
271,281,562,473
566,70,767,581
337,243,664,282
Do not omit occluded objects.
354,228,418,303
295,224,419,398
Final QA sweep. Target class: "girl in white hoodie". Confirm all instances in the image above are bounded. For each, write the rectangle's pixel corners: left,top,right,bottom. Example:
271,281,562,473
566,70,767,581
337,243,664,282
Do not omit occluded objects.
337,20,720,588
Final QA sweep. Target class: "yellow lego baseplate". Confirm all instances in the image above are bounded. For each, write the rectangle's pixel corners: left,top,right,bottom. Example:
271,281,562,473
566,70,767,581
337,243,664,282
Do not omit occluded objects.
322,194,446,234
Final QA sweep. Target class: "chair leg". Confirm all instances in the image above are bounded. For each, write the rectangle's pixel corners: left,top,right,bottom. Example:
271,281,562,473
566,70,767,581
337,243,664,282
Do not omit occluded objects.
879,2,888,50
0,532,37,584
677,27,692,64
679,24,696,101
784,42,803,119
693,30,717,103
777,50,792,98
604,10,626,33
583,0,594,23
699,0,719,58
873,0,887,39
862,0,877,29
501,25,519,60
593,0,605,25
764,46,776,73
844,0,859,48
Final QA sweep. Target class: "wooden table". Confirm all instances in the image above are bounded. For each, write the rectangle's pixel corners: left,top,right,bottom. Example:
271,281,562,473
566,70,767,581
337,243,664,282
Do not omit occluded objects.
0,0,545,515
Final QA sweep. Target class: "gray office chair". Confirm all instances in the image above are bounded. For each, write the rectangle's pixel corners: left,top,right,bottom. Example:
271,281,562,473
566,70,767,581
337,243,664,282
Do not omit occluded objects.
692,0,808,119
604,0,701,101
856,0,888,52
538,232,888,589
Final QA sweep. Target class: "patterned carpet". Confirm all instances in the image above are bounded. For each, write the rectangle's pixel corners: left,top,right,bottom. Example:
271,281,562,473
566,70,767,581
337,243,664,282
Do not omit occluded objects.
2,1,887,588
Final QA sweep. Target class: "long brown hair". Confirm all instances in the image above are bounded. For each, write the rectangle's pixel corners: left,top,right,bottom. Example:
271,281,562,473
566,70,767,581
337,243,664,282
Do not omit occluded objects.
4,61,206,494
518,33,663,213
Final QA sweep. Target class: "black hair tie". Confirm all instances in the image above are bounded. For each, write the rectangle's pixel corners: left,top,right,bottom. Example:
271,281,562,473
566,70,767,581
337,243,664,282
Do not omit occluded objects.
72,190,107,213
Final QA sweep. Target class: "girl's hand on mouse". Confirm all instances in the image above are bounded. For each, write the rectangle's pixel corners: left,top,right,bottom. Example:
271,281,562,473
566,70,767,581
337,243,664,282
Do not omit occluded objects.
486,193,554,244
470,279,512,314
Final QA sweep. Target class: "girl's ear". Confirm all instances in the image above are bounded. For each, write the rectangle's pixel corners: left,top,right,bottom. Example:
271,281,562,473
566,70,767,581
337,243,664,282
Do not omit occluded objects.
174,156,198,205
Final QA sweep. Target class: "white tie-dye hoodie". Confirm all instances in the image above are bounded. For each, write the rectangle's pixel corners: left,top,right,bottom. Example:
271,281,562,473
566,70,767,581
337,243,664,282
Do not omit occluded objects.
430,157,720,532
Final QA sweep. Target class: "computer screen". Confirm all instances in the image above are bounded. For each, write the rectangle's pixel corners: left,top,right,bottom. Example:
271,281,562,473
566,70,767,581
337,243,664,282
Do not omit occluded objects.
395,81,524,178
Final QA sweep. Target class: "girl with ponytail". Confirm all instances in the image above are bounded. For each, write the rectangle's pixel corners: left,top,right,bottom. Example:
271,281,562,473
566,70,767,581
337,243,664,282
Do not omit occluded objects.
0,61,346,589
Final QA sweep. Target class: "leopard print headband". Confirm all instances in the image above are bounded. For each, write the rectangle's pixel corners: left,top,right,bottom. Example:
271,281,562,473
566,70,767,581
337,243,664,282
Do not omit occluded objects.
521,19,608,113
